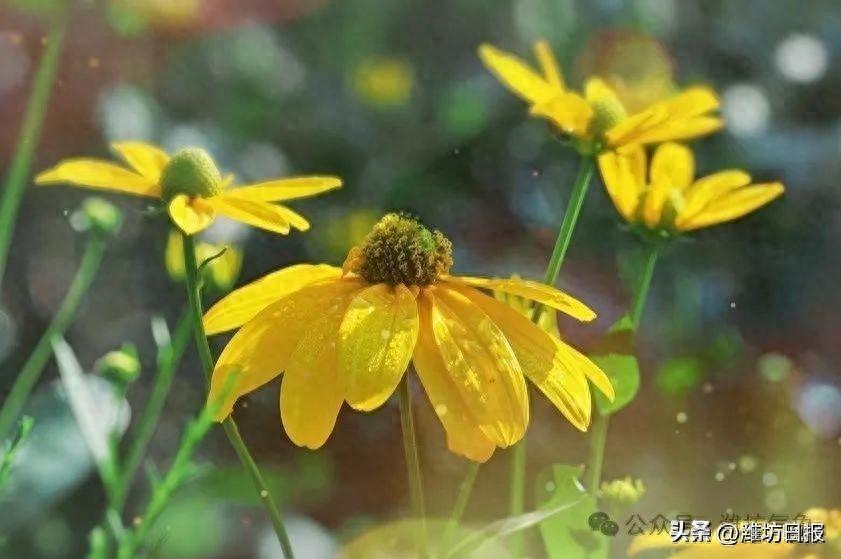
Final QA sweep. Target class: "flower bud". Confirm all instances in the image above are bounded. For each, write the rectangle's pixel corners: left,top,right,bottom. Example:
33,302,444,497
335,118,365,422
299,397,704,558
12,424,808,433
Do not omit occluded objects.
72,197,123,236
600,477,646,505
96,344,141,386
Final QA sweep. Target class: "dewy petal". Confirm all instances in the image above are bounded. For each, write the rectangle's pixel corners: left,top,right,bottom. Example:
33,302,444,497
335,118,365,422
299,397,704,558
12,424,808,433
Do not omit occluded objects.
446,276,596,321
451,284,595,431
168,195,216,234
208,195,291,235
678,182,784,231
280,282,364,449
529,92,594,137
675,170,752,226
339,284,419,411
533,40,564,90
413,293,496,462
111,141,170,183
204,264,343,335
478,43,559,105
427,287,528,447
225,176,342,202
208,279,361,420
650,142,694,189
597,145,646,221
35,158,161,197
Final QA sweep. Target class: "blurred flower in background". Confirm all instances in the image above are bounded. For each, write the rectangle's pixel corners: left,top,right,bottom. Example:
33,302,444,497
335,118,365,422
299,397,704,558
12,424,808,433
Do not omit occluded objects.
351,57,414,109
165,230,242,293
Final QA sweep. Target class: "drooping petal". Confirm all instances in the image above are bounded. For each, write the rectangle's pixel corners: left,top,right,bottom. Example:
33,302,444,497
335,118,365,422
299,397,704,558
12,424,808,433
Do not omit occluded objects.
168,195,216,234
425,287,528,447
555,339,614,402
597,145,646,221
208,195,291,235
678,182,784,231
534,40,564,90
225,176,342,202
111,142,170,183
650,142,694,189
452,284,596,431
204,264,343,335
675,170,752,226
478,43,559,105
413,294,496,462
208,279,362,420
529,92,594,137
338,284,419,411
280,282,365,448
35,158,161,197
445,276,596,321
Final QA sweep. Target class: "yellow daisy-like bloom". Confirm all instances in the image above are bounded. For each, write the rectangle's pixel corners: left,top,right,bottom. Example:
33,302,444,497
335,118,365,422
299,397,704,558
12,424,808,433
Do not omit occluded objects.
478,40,723,153
629,508,840,558
598,142,785,233
35,142,342,235
204,213,614,462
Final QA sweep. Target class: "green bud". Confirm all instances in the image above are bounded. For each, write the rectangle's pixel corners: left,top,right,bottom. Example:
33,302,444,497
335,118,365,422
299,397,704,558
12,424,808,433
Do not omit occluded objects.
600,477,646,505
160,148,223,199
73,197,123,236
96,344,141,385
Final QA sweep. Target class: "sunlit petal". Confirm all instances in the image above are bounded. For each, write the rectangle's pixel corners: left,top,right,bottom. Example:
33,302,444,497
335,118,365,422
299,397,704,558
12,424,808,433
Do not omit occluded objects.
339,284,418,411
225,176,342,202
478,43,558,104
168,195,216,234
529,92,594,136
35,158,161,197
111,142,170,183
597,146,646,220
204,264,343,335
679,182,784,231
650,142,694,189
676,170,752,225
534,40,564,89
208,195,291,235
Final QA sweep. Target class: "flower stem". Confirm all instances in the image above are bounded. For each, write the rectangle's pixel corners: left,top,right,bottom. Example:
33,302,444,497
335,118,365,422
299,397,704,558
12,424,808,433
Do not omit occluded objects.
180,233,295,559
398,375,428,558
0,235,105,441
509,155,595,558
440,462,479,556
112,310,192,511
0,13,67,286
584,242,660,495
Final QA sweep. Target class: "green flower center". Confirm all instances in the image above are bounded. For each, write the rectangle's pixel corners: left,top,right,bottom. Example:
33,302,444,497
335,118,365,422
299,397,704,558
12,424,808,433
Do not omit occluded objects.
349,213,453,286
160,148,223,199
588,95,628,137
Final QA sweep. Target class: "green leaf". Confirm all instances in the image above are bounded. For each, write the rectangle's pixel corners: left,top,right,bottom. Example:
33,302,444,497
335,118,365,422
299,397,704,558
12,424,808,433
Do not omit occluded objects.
536,464,609,559
592,315,640,415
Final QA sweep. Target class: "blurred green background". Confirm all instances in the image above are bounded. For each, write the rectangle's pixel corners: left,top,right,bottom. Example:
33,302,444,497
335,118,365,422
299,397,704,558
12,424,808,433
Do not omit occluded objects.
0,0,839,557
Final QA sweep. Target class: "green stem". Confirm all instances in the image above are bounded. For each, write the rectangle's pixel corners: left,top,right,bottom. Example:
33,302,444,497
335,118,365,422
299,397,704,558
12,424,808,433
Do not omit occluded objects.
584,242,660,495
509,155,595,557
398,375,428,559
181,233,296,559
112,310,192,511
0,236,105,441
0,13,67,286
440,462,479,557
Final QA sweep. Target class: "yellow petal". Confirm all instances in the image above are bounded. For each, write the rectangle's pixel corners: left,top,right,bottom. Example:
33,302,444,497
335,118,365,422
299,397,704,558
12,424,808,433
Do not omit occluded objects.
204,264,342,335
650,142,694,189
275,205,310,231
642,179,672,228
678,182,784,231
616,116,724,147
597,145,646,221
168,195,216,234
658,86,721,119
478,43,558,104
412,293,496,462
208,279,361,420
555,339,614,402
35,158,161,197
676,170,752,226
534,40,564,90
225,176,342,202
339,284,419,411
280,282,364,449
165,230,185,281
529,92,594,136
111,141,170,183
452,284,593,431
446,276,596,321
426,287,528,447
208,195,291,235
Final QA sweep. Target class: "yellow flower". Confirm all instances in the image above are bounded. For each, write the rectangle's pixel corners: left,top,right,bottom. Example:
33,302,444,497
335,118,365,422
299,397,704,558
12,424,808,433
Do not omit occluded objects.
478,40,723,152
598,142,785,233
204,213,614,462
493,274,561,338
165,231,242,293
35,142,342,235
628,508,841,558
352,57,414,108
